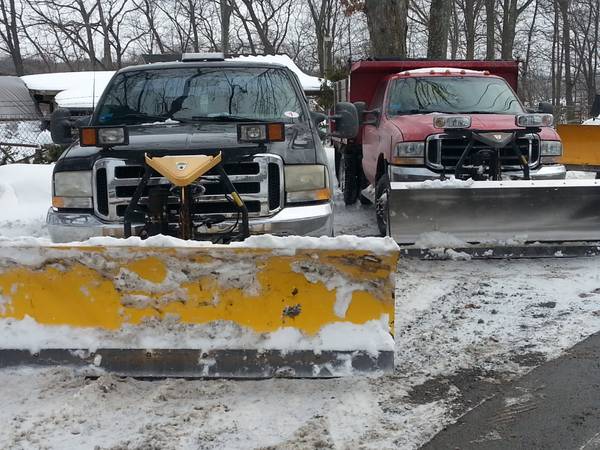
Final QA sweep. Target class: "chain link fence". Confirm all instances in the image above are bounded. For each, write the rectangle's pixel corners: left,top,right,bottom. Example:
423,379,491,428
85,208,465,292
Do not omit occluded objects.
0,115,63,165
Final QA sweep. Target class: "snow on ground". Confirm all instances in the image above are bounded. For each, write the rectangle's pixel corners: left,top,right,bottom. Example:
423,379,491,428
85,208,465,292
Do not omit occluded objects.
0,164,52,237
2,161,600,448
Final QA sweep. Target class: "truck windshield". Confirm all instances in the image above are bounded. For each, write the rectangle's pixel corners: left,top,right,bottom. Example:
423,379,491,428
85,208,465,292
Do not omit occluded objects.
96,67,304,125
387,76,524,115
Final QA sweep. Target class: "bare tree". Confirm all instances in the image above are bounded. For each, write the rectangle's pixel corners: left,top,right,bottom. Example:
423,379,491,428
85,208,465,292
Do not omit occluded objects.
500,0,535,59
0,0,24,74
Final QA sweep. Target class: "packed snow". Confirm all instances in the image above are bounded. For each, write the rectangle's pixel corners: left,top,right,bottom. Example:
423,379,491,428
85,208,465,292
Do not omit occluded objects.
2,161,600,448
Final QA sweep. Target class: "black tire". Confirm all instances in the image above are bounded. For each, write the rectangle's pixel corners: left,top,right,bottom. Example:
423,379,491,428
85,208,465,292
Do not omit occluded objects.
340,151,359,205
375,173,391,236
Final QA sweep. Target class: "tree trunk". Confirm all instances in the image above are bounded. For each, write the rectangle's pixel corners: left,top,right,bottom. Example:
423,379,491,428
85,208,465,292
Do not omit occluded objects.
485,0,495,59
427,0,451,58
522,0,538,103
220,0,232,54
364,0,408,58
463,0,478,59
500,0,516,59
557,0,573,121
96,1,113,69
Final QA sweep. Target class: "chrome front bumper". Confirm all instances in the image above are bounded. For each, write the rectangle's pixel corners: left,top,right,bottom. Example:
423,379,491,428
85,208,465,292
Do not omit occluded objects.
389,164,567,182
47,202,334,243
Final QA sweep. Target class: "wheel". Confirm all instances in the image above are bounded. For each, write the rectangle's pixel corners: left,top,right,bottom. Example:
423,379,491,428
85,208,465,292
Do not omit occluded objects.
375,173,391,236
340,151,359,205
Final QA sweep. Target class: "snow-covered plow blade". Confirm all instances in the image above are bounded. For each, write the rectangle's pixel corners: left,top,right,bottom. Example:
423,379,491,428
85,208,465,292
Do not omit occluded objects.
389,179,600,245
0,237,398,378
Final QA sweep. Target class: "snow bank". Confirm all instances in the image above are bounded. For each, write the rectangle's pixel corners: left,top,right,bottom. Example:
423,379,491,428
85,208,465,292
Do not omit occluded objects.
0,164,52,238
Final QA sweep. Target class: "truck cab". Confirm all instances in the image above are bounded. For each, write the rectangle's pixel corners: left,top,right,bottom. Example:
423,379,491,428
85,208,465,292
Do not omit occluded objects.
333,60,565,234
47,56,334,242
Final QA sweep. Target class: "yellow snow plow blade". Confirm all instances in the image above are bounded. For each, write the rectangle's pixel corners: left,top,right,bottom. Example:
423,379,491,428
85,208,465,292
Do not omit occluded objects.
0,238,398,378
558,124,600,169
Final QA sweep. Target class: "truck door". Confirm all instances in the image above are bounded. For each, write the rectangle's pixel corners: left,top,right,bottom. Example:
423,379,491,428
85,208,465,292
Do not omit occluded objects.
362,81,389,184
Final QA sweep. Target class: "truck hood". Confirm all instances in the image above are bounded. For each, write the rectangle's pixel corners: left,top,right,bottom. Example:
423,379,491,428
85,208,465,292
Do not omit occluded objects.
389,114,560,142
59,122,317,168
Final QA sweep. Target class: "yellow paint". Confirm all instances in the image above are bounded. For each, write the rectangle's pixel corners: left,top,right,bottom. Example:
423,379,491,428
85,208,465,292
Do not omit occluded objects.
124,257,167,284
0,247,398,336
145,153,222,186
558,124,600,167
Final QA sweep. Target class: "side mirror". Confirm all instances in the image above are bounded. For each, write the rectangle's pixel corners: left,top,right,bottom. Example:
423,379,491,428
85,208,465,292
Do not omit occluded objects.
538,102,554,114
310,110,328,127
363,108,380,126
354,101,367,125
331,102,359,139
50,108,74,145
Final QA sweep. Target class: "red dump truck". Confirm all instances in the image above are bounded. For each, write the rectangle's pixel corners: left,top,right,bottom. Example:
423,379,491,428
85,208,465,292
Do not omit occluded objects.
331,59,600,243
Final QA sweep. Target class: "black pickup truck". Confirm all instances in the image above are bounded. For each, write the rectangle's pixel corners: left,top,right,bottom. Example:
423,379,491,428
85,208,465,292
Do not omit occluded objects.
47,54,350,242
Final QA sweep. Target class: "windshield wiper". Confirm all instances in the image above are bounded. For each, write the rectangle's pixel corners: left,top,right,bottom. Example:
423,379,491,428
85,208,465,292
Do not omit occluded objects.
188,114,267,122
118,112,173,123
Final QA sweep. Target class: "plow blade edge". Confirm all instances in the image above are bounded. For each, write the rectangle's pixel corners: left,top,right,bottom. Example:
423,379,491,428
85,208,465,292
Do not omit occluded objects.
0,241,398,378
389,179,600,244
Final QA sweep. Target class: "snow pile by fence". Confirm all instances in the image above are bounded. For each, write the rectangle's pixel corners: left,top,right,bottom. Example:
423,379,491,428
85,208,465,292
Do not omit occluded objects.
0,164,52,237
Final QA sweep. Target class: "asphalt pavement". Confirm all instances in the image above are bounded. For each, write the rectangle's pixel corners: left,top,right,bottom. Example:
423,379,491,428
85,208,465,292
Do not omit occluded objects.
424,331,600,449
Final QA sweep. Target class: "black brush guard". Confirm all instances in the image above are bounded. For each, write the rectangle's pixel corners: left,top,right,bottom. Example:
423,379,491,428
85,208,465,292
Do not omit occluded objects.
122,151,251,243
447,128,536,180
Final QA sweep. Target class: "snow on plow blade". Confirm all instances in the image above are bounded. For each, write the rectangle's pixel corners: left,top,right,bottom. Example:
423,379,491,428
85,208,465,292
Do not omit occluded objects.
389,179,600,244
0,237,398,378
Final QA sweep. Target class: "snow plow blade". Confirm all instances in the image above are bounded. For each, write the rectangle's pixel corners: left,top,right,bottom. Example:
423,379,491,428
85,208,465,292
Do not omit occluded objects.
558,124,600,170
0,237,398,378
389,179,600,245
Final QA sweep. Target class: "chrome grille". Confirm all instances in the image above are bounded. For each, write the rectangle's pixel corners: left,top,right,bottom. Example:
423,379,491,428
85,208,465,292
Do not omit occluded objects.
93,154,284,222
425,133,540,170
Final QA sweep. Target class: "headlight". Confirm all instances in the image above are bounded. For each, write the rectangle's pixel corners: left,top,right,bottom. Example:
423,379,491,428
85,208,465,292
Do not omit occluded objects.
98,127,127,146
54,171,92,196
394,142,424,157
53,171,93,208
433,115,472,129
80,126,128,147
285,165,330,203
516,114,554,128
392,142,424,165
237,123,285,143
540,140,562,156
